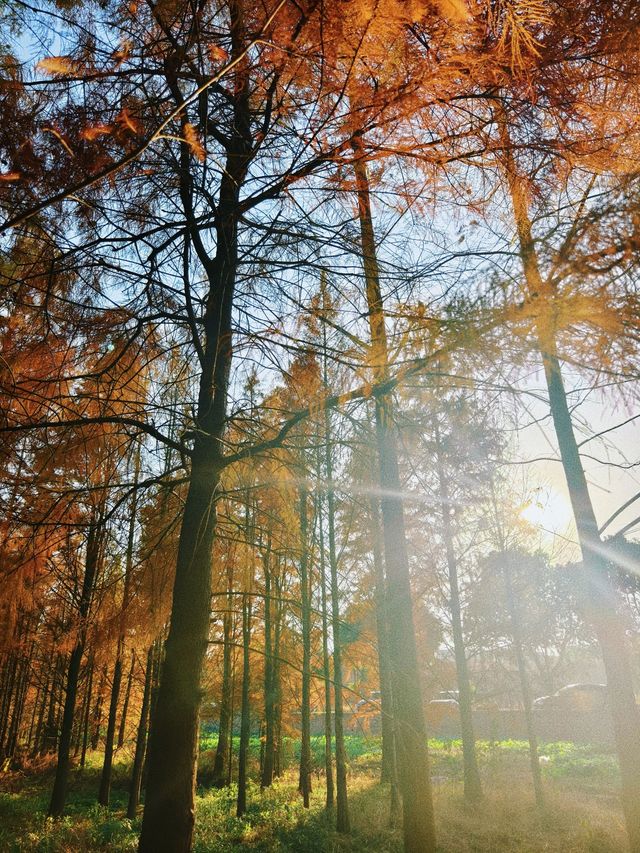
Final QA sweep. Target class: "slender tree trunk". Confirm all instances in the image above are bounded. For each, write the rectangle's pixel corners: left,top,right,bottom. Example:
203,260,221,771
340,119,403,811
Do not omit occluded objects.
80,659,94,768
433,422,483,802
499,106,640,849
212,572,234,788
273,573,284,779
324,408,350,832
32,671,50,758
99,657,122,805
261,546,276,788
91,666,107,751
543,348,640,838
127,644,155,819
259,719,265,778
49,520,104,817
236,594,252,817
0,653,17,759
100,451,140,805
6,651,30,761
352,133,436,853
118,651,135,749
141,637,163,789
298,486,312,808
73,664,89,759
28,673,45,755
227,645,236,787
316,488,335,809
370,495,400,822
42,653,63,755
503,554,544,807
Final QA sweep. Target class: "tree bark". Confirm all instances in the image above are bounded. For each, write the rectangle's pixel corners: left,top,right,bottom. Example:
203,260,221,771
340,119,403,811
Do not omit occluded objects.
80,658,94,768
352,133,436,853
98,657,122,806
91,665,107,751
316,487,335,809
502,552,544,808
324,411,350,832
99,451,139,805
31,671,50,758
261,544,276,789
298,486,312,808
370,495,400,822
118,651,135,749
499,105,640,849
543,348,640,840
273,572,284,779
138,3,253,846
138,457,220,851
212,569,234,788
236,593,252,817
127,643,154,819
5,650,30,762
433,421,483,803
49,520,104,817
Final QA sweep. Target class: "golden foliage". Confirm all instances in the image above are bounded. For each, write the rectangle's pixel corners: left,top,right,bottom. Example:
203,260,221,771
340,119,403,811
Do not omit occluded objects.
208,44,229,64
437,0,470,22
80,124,113,141
35,56,78,76
184,122,206,162
487,0,551,66
117,107,142,135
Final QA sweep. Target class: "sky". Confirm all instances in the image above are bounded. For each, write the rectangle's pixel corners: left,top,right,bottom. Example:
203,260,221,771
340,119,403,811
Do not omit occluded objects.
508,364,640,563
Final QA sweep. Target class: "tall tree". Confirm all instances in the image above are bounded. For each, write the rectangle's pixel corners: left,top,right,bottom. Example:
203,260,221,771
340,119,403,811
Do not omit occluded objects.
351,132,436,853
498,101,640,848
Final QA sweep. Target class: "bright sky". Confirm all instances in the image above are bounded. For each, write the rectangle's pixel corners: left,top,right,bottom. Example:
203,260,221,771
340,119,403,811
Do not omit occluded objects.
510,363,640,562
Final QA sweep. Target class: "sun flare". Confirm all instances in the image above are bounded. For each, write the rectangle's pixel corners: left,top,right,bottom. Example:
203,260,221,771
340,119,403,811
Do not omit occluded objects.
520,487,573,533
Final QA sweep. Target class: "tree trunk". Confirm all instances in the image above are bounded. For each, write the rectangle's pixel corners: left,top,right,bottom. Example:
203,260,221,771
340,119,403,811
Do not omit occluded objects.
503,551,544,808
100,450,140,804
499,106,640,849
31,671,50,757
42,653,64,755
370,495,400,823
433,421,483,803
298,486,312,808
352,133,436,853
138,457,220,851
316,487,335,809
543,348,640,840
91,666,107,751
80,659,94,768
273,573,284,779
5,652,30,762
98,657,122,805
127,643,154,819
324,410,350,832
49,520,104,817
118,651,135,749
212,572,234,788
261,546,276,789
236,594,252,817
0,653,17,759
138,0,252,845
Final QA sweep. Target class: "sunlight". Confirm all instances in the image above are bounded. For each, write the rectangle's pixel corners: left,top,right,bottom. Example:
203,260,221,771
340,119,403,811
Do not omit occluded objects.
520,487,573,534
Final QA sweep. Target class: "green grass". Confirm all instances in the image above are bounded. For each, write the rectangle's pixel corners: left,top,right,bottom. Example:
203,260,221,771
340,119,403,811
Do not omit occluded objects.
0,738,625,851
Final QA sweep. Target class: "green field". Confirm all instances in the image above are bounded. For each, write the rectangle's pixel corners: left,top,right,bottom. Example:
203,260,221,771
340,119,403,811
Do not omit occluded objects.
0,737,625,852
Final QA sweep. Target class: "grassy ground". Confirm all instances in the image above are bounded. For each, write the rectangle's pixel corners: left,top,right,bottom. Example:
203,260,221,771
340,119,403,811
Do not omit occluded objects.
0,738,627,852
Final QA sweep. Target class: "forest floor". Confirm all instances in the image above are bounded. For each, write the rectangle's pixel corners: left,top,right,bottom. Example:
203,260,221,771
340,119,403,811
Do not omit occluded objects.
0,737,627,852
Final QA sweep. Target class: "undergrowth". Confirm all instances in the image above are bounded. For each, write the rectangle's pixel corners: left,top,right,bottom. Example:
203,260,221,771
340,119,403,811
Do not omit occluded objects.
0,738,624,852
